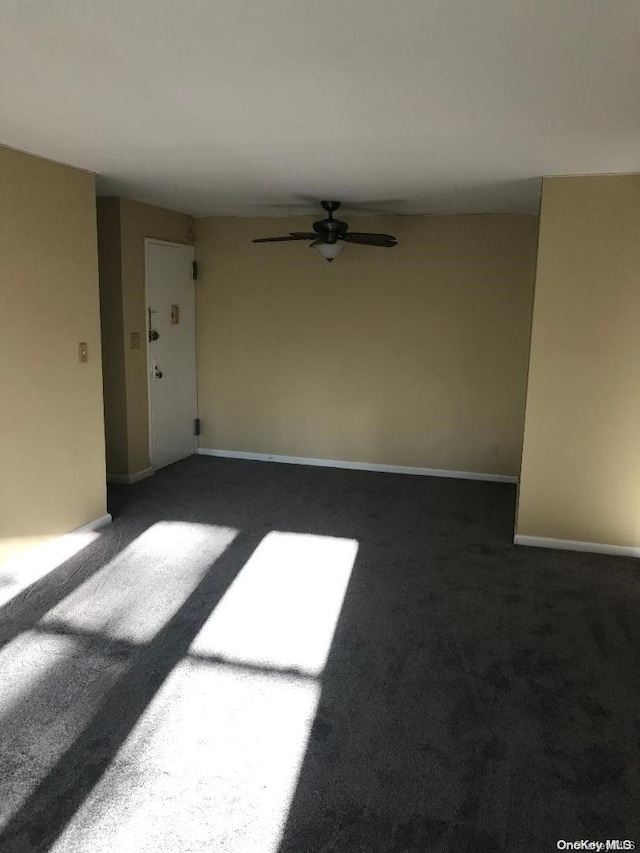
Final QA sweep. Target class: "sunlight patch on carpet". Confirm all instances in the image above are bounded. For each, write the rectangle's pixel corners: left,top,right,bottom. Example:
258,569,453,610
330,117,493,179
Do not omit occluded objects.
190,531,358,676
44,521,238,645
0,529,100,609
48,532,357,853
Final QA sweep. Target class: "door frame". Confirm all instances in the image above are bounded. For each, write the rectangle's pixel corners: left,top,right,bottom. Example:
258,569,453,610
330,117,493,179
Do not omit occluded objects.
144,237,197,471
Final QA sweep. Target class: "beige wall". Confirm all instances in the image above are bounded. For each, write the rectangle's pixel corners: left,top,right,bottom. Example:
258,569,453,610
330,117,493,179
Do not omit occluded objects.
517,175,640,548
0,146,107,562
97,198,194,476
97,197,128,475
196,214,538,475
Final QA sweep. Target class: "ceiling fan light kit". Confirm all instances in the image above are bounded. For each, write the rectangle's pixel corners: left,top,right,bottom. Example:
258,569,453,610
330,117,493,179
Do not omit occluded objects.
252,200,397,262
313,242,345,262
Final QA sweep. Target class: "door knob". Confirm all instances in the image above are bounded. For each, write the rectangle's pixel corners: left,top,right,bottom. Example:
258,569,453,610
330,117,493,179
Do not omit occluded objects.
155,367,163,379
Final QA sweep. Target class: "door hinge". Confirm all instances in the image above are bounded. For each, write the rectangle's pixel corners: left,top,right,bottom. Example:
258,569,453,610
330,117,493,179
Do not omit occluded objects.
192,261,198,281
194,418,201,436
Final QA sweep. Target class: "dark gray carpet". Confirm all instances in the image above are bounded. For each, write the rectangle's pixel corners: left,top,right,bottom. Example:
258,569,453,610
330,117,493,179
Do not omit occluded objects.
0,455,638,852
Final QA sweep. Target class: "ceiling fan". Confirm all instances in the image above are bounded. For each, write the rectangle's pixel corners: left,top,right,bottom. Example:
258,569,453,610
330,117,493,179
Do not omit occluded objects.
252,200,397,262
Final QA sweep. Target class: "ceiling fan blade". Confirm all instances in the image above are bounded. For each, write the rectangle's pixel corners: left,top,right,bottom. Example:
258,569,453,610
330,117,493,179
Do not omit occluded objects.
288,232,318,238
344,231,397,242
341,232,397,247
252,234,314,243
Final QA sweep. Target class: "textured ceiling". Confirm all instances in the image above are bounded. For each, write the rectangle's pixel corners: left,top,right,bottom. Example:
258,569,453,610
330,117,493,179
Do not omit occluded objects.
1,0,639,216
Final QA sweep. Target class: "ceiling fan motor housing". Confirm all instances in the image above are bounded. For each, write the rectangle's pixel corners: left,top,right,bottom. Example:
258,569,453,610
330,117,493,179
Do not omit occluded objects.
313,217,348,244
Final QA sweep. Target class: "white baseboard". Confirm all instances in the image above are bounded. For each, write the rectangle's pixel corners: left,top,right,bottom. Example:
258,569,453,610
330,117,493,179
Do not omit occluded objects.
74,513,113,533
514,534,640,559
107,467,154,485
197,448,517,484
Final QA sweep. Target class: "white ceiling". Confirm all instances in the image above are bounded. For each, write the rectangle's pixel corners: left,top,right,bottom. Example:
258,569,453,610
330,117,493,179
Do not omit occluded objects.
1,1,639,217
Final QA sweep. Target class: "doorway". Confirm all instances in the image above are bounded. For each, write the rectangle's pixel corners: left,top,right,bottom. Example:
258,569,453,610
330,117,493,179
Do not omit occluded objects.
145,239,197,470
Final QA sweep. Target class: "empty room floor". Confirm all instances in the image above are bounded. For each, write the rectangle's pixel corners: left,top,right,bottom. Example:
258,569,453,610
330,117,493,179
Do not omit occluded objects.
0,456,638,853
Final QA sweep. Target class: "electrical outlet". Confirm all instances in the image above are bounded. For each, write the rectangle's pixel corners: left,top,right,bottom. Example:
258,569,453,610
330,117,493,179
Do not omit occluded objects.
490,442,499,457
79,342,88,363
131,331,141,349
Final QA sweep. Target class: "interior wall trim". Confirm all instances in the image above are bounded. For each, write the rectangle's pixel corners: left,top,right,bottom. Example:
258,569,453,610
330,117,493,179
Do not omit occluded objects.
514,534,640,559
74,513,113,533
197,447,518,484
106,467,154,485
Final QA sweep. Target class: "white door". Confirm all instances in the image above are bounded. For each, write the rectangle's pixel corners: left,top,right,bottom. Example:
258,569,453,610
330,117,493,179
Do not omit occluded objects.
145,239,197,470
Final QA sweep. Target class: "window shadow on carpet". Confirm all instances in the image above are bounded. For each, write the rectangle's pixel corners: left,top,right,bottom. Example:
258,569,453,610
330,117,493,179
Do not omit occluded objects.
0,528,264,852
0,521,152,652
2,457,639,853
